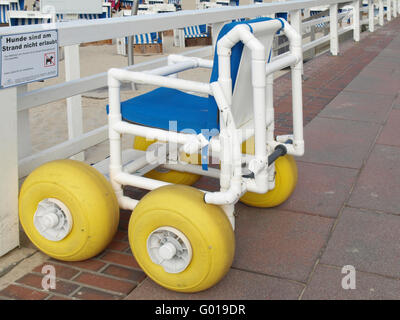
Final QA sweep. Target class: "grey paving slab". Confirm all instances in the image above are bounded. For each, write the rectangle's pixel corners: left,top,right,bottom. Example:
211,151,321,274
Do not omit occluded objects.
348,144,400,215
302,264,400,300
345,66,400,96
232,205,333,283
279,162,358,218
321,207,400,278
299,117,380,169
125,268,303,300
377,109,400,147
318,90,394,123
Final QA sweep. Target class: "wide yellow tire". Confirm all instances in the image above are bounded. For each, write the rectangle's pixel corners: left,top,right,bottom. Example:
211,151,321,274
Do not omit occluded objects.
240,136,298,208
134,136,200,185
19,160,119,261
128,185,235,293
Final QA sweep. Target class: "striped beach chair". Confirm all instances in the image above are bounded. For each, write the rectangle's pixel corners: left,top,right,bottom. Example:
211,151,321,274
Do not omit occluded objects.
174,24,210,48
310,6,329,29
78,4,111,20
56,4,112,21
184,24,209,39
116,10,163,56
117,32,163,55
8,11,54,26
0,0,21,25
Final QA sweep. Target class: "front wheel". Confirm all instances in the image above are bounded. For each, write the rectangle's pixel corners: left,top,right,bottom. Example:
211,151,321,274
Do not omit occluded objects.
128,185,235,292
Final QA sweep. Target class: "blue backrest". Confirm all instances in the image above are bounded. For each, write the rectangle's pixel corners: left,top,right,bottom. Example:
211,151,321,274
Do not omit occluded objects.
208,17,283,128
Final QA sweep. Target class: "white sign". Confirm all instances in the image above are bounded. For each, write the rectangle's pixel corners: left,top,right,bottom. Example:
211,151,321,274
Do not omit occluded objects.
41,0,103,14
0,30,58,88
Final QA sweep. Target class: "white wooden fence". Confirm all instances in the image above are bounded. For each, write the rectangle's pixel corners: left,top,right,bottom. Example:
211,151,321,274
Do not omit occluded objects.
0,0,399,256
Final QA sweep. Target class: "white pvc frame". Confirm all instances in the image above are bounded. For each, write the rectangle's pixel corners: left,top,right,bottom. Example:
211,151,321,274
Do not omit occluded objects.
107,19,304,228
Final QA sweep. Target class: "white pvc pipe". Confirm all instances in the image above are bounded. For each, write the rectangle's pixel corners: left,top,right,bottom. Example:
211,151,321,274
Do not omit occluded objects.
168,54,214,69
265,54,298,75
108,68,212,95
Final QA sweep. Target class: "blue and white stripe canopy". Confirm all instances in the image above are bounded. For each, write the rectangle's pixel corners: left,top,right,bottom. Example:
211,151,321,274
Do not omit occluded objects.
10,17,52,26
184,25,208,38
133,32,161,44
0,0,23,24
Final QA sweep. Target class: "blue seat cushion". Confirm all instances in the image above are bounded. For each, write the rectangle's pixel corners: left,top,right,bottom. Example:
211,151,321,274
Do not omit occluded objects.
110,87,219,134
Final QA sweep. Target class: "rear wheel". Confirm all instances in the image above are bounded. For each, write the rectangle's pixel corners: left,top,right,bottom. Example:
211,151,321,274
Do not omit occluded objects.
240,136,298,208
19,160,119,261
134,136,200,185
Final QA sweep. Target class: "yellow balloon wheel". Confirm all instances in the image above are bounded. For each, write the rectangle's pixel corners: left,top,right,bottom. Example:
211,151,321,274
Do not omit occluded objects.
19,160,119,261
240,137,298,208
128,185,235,293
134,136,200,185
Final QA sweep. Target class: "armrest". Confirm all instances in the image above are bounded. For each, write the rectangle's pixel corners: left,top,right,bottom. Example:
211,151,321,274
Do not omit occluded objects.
108,68,212,95
168,54,214,69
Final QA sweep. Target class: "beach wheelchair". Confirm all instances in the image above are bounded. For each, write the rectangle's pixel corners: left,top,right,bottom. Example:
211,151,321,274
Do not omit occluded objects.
18,17,304,293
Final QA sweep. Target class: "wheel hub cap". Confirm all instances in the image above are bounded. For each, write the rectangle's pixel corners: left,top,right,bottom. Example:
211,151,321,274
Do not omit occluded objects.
33,198,73,242
147,226,192,274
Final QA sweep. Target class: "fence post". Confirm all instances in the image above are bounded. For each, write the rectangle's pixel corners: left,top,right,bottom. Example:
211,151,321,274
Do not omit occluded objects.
379,0,384,25
388,0,392,21
330,4,339,55
368,0,375,31
17,84,32,159
211,22,224,52
353,0,361,42
290,9,303,73
0,87,20,257
65,44,84,161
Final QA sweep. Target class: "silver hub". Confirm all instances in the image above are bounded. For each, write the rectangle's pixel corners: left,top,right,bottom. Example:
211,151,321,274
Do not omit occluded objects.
147,226,192,274
33,198,73,242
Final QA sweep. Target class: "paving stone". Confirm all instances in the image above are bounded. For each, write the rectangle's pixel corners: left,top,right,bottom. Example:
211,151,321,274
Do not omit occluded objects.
73,272,136,295
279,162,358,218
125,268,303,300
393,94,400,109
33,263,79,280
302,264,400,300
0,284,49,300
318,90,394,123
100,251,141,269
369,53,400,71
107,240,130,252
73,287,121,300
233,206,333,282
345,66,400,96
48,295,73,300
321,207,400,278
377,109,400,147
348,144,400,214
49,259,106,272
102,264,146,283
16,273,79,296
300,117,380,169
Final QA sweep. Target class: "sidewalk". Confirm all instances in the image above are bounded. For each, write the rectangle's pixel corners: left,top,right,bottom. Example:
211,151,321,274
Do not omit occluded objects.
1,17,400,300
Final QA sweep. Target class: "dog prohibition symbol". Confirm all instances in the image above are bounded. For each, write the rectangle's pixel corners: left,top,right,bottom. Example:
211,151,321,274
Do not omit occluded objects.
45,55,54,66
